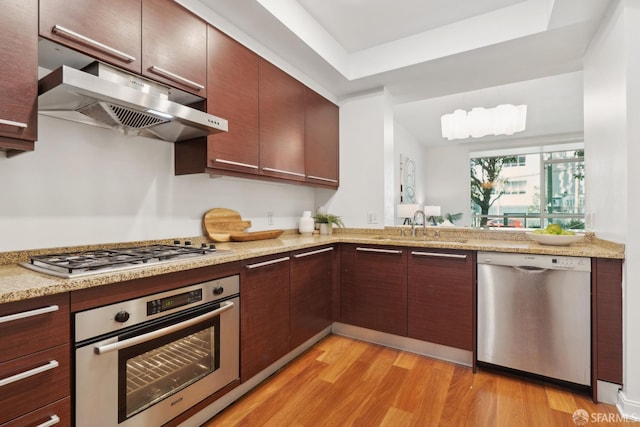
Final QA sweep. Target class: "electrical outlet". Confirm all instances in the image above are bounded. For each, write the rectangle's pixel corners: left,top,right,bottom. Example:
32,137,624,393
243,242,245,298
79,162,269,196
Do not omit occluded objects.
267,211,274,225
367,212,379,224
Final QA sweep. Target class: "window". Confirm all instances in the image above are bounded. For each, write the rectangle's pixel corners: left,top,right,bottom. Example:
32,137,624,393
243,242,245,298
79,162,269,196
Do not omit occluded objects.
470,144,584,229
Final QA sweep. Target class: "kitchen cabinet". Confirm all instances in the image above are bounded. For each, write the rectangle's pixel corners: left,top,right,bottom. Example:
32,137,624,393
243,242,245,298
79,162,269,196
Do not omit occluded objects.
0,0,38,155
593,258,623,385
340,244,408,336
408,249,475,351
240,254,291,382
39,0,142,74
142,0,207,95
259,59,306,182
40,0,207,96
203,26,260,176
305,88,339,188
0,293,71,425
290,246,335,350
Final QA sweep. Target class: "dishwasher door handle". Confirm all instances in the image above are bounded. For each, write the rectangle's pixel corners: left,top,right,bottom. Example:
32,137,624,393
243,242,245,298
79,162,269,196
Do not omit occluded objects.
512,266,548,274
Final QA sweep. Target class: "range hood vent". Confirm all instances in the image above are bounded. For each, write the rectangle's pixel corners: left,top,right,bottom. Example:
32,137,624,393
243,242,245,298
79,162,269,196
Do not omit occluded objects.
38,62,227,142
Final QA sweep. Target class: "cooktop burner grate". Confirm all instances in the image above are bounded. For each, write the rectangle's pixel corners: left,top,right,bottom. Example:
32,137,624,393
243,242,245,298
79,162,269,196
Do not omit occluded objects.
27,244,219,275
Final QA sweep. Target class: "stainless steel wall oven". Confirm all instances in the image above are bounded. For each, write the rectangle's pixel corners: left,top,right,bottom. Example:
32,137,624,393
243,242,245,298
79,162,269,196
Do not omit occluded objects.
74,275,239,426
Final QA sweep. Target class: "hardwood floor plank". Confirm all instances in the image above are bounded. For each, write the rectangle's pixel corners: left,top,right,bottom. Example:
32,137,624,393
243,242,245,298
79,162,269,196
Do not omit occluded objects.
203,336,634,427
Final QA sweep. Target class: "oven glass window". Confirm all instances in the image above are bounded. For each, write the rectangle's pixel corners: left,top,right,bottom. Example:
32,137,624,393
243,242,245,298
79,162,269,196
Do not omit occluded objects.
118,315,220,422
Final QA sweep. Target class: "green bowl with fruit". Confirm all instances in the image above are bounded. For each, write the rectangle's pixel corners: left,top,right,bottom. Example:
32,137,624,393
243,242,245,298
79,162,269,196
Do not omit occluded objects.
526,224,585,246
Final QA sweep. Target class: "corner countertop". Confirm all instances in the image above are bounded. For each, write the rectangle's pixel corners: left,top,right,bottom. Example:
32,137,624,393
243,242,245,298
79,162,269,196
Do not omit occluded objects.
0,227,624,304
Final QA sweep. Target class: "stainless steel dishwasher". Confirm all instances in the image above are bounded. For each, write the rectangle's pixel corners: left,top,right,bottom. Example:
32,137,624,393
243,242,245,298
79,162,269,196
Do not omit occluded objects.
477,251,591,386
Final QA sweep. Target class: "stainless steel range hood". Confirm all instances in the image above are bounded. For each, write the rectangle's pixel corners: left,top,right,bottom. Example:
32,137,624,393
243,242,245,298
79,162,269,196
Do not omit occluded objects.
38,62,227,142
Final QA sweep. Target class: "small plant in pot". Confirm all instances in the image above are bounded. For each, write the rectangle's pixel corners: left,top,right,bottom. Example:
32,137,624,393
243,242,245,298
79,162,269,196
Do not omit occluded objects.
313,213,344,235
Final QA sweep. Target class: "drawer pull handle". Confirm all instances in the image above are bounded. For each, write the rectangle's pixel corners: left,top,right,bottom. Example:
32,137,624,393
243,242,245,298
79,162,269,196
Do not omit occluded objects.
262,167,306,178
245,257,290,269
148,66,204,91
213,159,259,170
411,251,467,259
37,415,61,427
0,360,59,387
306,175,338,183
356,247,402,254
0,118,27,129
52,25,136,63
0,305,59,324
293,247,334,258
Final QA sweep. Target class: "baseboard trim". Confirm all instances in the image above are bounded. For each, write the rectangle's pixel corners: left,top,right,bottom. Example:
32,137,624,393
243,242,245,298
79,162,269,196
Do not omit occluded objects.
617,390,640,421
331,322,473,367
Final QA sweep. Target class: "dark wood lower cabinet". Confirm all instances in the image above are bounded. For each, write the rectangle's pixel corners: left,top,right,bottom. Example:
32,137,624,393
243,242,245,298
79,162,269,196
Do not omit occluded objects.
1,397,71,427
289,246,335,350
340,245,408,336
408,249,475,351
593,257,623,385
240,254,290,382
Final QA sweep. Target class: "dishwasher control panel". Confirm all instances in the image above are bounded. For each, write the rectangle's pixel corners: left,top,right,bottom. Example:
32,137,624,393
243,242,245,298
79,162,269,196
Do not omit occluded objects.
477,251,591,272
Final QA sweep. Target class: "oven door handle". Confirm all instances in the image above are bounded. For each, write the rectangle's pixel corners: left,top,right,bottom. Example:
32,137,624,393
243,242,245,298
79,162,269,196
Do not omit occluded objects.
93,301,234,355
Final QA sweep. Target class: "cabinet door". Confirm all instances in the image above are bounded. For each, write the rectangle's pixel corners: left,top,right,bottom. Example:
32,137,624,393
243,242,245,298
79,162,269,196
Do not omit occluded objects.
594,258,623,384
206,26,260,175
290,246,335,349
305,88,339,188
408,249,475,351
39,0,142,74
142,0,207,95
0,0,37,153
240,255,290,382
259,59,306,182
340,245,407,336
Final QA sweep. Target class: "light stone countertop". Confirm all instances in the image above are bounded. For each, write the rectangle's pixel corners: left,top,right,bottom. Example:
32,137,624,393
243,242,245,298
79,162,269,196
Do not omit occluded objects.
0,227,624,304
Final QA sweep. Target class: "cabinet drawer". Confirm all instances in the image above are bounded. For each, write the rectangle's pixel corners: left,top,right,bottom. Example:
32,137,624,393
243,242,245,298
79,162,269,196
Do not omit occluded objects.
0,293,69,363
0,344,70,424
1,397,70,427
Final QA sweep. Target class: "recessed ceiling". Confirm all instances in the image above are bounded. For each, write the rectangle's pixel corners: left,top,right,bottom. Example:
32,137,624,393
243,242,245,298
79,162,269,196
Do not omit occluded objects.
297,0,526,52
191,0,611,145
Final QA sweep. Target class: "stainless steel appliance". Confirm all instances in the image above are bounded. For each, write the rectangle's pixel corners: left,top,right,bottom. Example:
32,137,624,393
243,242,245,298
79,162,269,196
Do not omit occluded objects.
477,251,591,386
20,242,229,278
74,275,239,426
38,60,227,142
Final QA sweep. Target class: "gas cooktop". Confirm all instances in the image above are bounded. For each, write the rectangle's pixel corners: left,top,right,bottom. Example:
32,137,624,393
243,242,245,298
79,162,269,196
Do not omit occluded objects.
20,242,230,278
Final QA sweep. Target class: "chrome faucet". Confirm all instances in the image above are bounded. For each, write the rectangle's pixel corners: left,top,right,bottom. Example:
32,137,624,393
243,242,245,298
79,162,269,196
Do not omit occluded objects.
411,210,426,237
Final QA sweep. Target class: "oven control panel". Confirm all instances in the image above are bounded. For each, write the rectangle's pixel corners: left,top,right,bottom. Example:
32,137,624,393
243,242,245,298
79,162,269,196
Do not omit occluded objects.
147,289,203,315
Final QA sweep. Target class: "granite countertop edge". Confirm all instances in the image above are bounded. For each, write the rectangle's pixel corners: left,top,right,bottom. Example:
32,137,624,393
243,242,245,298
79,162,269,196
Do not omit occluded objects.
0,228,624,304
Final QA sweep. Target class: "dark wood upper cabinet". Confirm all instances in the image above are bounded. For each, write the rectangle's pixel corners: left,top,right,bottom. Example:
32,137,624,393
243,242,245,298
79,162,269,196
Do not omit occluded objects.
305,88,339,188
205,26,260,175
259,59,306,182
39,0,142,74
408,249,475,351
340,244,408,336
0,0,38,155
142,0,207,96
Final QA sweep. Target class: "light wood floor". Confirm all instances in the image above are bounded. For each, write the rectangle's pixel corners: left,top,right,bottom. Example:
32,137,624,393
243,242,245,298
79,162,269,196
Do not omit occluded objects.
204,335,637,427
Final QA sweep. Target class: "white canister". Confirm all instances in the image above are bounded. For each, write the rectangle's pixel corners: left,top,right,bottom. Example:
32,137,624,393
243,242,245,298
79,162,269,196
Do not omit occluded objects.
299,211,315,235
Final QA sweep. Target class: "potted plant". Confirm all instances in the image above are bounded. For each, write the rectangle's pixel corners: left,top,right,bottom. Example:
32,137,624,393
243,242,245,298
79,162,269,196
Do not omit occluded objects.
313,212,344,235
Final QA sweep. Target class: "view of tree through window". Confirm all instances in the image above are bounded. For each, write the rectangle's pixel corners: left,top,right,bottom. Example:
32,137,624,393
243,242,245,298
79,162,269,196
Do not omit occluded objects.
470,146,585,229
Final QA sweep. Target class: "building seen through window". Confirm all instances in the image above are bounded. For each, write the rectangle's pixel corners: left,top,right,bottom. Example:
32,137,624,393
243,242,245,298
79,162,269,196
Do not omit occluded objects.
470,144,585,229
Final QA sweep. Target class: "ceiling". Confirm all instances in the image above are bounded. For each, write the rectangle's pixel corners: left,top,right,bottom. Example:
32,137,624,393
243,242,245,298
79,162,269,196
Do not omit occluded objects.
192,0,612,145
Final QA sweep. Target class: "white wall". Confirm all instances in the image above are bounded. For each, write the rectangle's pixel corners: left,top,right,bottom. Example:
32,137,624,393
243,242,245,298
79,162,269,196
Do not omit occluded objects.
0,116,316,251
584,0,640,417
317,90,388,229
